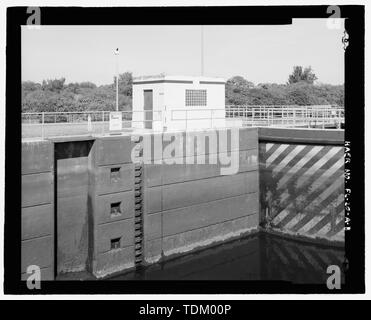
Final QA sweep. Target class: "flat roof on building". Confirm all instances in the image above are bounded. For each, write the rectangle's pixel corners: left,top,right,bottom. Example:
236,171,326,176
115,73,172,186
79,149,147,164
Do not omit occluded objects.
133,74,225,85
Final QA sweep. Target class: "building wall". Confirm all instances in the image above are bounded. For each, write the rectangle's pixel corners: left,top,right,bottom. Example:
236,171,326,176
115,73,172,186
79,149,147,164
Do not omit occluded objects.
132,82,165,130
132,77,225,131
163,81,225,130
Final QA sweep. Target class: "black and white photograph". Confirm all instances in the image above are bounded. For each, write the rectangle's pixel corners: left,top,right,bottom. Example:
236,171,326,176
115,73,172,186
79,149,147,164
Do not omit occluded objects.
2,2,366,299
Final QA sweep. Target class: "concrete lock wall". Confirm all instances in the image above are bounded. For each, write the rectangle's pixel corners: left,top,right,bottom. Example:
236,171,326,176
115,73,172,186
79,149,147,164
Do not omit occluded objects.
21,140,54,280
88,136,136,277
258,128,345,243
21,136,138,279
21,127,344,279
142,128,260,265
55,140,94,274
87,128,260,277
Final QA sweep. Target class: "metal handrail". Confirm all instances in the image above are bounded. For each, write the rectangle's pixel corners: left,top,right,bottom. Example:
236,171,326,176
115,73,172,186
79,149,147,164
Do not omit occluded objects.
22,106,344,139
22,110,163,139
170,106,344,130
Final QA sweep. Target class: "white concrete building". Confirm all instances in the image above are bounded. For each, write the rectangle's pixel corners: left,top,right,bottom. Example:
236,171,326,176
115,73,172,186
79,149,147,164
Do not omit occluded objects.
132,74,226,131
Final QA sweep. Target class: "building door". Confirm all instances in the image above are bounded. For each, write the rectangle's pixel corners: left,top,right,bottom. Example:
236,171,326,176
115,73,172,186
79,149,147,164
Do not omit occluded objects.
143,89,153,129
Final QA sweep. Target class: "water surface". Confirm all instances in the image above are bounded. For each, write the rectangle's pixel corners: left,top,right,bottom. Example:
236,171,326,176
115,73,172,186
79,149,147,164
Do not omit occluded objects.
109,232,345,283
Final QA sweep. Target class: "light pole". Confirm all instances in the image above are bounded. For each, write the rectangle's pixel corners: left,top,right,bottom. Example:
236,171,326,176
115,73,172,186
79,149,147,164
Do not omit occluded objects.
114,48,119,111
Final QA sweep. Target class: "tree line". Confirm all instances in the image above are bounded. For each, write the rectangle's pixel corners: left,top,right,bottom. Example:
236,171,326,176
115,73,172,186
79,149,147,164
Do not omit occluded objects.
22,66,344,113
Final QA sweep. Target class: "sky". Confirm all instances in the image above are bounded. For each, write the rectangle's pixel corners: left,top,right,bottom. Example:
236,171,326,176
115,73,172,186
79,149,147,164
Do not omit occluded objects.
21,19,345,86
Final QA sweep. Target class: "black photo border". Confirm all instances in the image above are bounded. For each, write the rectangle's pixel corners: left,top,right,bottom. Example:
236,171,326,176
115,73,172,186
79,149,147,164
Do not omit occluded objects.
4,5,365,294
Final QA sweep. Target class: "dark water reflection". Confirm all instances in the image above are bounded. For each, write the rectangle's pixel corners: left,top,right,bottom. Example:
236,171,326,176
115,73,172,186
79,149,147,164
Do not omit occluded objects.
109,232,345,284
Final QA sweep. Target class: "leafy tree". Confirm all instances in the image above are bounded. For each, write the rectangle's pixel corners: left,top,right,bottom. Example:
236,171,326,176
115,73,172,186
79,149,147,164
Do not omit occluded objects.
21,70,344,113
79,81,97,89
225,76,255,105
226,76,254,93
287,66,318,85
41,78,66,92
225,71,342,107
118,72,133,96
22,81,41,92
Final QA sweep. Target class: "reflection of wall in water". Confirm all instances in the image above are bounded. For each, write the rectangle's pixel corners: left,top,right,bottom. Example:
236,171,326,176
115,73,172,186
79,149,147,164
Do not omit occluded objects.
110,233,345,284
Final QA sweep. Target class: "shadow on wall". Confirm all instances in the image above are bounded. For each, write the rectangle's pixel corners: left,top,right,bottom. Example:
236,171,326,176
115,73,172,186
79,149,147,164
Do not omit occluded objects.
259,142,344,243
54,140,94,277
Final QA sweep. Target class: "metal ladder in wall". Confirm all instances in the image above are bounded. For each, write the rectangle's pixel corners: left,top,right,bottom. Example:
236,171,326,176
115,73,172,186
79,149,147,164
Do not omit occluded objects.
132,136,144,266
